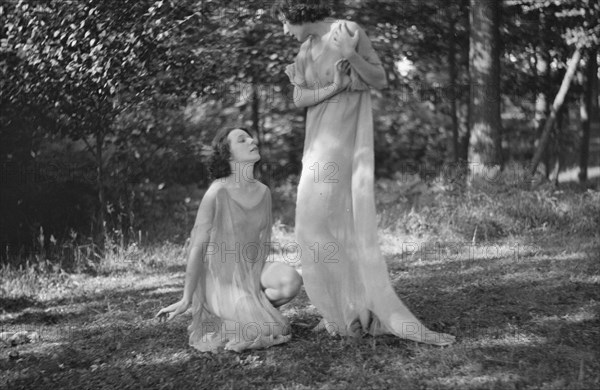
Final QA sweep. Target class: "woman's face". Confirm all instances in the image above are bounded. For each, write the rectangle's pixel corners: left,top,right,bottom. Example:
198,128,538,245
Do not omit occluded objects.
227,129,260,163
280,15,308,42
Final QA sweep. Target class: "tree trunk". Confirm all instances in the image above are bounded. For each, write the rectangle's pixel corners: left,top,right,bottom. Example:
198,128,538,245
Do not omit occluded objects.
252,84,260,144
468,0,503,173
535,12,553,178
550,104,566,186
529,47,582,177
536,50,552,178
460,0,471,163
95,130,106,256
579,48,598,182
448,15,460,163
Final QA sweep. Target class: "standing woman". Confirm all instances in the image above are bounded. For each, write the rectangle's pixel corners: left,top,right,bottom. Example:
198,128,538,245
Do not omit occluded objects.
157,127,302,352
274,0,454,345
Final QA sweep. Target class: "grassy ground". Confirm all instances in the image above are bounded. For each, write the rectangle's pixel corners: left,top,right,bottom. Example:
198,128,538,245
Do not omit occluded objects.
1,179,599,390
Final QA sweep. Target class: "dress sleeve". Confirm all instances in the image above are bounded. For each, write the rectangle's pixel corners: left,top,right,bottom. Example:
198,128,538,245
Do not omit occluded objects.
348,23,383,91
188,186,219,253
286,41,309,88
356,25,382,66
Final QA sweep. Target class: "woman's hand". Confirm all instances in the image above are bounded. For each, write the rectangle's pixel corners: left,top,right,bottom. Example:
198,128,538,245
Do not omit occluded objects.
331,22,359,59
156,298,191,322
288,59,351,108
333,59,351,91
285,64,296,83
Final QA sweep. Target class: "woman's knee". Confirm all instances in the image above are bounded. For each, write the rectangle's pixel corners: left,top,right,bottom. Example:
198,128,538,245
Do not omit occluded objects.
261,263,302,299
279,268,302,298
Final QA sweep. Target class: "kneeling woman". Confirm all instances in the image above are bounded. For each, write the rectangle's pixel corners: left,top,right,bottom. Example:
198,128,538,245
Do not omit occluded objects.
157,127,302,352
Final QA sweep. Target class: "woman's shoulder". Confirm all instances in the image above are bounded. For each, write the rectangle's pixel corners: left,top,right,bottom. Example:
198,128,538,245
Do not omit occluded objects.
256,181,269,191
258,182,271,198
207,180,226,192
203,180,228,201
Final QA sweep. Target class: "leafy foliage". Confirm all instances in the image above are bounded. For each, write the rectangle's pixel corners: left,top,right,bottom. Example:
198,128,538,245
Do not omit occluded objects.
1,0,599,256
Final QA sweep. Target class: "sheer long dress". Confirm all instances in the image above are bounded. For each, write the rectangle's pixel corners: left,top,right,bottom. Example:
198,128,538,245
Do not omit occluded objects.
188,184,291,352
289,20,451,344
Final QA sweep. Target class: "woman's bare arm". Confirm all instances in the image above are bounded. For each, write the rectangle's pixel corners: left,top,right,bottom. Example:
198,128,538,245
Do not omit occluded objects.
345,50,387,90
335,22,387,90
157,184,218,320
287,60,351,109
289,81,345,108
182,185,219,302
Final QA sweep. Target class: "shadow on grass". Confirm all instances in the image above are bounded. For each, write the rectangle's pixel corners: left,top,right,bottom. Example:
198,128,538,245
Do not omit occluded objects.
6,311,598,389
0,297,40,312
1,283,183,328
4,313,426,389
2,235,599,389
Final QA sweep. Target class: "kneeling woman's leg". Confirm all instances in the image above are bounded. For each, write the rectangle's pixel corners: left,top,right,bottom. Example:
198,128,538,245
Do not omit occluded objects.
260,262,303,307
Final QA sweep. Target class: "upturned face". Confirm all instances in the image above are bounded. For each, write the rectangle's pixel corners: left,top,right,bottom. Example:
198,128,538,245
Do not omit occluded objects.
227,129,260,163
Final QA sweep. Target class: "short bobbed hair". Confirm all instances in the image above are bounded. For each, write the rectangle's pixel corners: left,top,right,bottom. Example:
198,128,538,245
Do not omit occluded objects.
208,127,255,180
272,0,332,25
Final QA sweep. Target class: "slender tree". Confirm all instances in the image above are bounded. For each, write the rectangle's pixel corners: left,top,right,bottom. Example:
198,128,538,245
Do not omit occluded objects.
529,47,582,177
579,49,598,182
468,0,503,173
448,6,460,163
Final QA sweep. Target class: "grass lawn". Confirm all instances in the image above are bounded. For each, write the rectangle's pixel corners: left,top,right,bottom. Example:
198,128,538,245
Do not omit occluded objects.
1,182,599,389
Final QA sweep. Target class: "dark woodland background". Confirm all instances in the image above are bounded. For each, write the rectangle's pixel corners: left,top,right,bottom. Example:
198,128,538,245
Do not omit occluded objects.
1,0,599,264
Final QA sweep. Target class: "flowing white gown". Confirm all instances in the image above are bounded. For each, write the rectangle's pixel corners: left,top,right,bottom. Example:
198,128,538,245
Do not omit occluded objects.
289,20,453,345
188,185,291,352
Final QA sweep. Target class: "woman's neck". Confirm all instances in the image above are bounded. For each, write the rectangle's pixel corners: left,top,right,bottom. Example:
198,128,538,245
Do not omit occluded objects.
225,162,257,189
309,18,335,42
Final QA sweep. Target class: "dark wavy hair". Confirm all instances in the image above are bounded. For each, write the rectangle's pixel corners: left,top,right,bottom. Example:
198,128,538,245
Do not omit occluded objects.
208,127,256,180
272,0,332,25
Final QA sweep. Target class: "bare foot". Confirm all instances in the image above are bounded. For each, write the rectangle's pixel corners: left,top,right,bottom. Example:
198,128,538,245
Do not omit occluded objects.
348,317,363,337
311,318,327,333
386,315,456,346
402,329,456,346
311,318,339,336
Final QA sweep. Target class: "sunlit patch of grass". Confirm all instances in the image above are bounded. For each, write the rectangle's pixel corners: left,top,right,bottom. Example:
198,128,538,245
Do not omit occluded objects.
467,330,548,348
96,241,186,275
533,302,599,325
429,372,527,390
0,264,71,302
375,175,600,244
